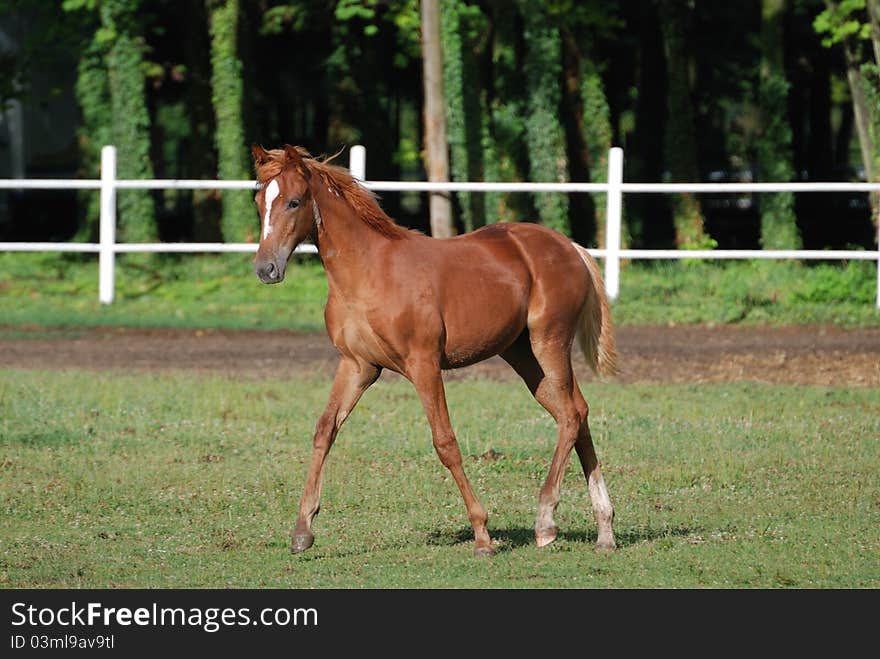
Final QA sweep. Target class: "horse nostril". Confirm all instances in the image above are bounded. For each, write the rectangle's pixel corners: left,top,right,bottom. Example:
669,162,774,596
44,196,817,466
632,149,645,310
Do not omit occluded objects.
256,259,283,284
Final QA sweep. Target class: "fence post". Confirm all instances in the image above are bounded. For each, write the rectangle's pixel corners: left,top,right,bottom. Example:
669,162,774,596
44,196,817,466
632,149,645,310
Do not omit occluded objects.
604,147,623,301
349,144,366,181
99,145,117,305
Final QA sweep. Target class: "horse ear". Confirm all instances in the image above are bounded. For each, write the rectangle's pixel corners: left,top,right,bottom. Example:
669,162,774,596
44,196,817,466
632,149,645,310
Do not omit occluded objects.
251,144,270,166
283,144,311,181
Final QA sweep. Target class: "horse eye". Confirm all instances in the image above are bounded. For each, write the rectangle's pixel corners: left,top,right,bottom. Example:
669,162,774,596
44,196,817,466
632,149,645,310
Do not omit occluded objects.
287,198,301,210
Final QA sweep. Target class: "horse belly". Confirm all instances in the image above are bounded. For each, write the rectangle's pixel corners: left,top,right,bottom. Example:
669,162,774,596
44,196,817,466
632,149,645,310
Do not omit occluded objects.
439,274,529,369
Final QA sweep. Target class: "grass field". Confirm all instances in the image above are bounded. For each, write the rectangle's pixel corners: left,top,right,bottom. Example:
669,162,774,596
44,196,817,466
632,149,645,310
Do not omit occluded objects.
1,252,878,331
1,368,877,588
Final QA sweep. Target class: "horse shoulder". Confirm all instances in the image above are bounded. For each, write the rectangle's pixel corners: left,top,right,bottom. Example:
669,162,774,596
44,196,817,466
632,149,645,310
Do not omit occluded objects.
323,281,408,371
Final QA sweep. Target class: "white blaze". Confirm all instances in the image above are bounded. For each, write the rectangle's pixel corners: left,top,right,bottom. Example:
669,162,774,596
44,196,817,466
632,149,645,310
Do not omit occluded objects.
262,178,280,240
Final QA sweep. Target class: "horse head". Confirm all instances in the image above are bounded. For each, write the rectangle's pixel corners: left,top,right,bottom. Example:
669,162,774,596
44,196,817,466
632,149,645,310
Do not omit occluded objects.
251,144,319,284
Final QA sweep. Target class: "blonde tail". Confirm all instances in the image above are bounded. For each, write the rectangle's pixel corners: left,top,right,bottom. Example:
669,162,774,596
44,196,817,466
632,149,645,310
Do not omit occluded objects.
572,242,619,377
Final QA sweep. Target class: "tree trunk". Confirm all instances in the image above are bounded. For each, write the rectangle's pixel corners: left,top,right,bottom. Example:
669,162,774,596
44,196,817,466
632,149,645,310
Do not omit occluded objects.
659,0,710,249
207,0,252,242
757,0,801,249
867,0,880,229
843,42,876,183
420,0,454,238
867,0,880,65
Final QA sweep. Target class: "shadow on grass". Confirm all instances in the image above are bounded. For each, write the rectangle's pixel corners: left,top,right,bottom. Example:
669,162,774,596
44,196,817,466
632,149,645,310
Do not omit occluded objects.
427,525,698,552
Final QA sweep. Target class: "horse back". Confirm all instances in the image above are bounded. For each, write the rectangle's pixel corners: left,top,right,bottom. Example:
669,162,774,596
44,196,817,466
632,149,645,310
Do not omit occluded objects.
415,222,583,367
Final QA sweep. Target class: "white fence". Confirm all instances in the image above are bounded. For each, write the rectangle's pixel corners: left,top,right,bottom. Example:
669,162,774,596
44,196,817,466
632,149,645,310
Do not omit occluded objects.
1,145,879,307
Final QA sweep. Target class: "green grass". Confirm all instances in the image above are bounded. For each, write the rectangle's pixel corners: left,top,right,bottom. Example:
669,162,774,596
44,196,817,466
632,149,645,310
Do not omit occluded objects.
0,252,327,332
617,258,880,326
1,369,877,588
0,252,878,332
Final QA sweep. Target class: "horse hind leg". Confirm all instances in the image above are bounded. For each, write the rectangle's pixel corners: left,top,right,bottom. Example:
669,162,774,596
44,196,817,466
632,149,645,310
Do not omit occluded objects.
502,335,615,550
533,363,581,547
572,386,616,550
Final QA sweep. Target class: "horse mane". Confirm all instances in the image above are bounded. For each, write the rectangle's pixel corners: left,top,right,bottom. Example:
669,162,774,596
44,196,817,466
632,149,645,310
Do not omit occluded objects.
254,147,411,240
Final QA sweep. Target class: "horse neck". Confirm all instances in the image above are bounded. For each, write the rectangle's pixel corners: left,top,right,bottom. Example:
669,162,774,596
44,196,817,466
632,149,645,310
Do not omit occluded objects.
312,184,390,290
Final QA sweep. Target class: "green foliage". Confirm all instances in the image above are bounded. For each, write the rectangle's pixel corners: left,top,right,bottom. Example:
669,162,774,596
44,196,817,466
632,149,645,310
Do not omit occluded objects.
545,0,624,35
580,69,612,183
60,0,98,10
860,61,880,179
756,0,801,250
99,0,157,243
155,100,193,214
659,0,711,249
2,0,92,103
335,0,376,22
792,260,877,303
758,188,801,250
72,33,112,242
580,66,614,245
482,8,532,223
813,0,871,47
441,1,487,231
520,5,570,235
207,0,252,242
756,73,801,249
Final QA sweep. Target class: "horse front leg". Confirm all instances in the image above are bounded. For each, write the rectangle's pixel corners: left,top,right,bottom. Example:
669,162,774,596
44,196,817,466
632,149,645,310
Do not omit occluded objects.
291,358,380,553
408,358,495,557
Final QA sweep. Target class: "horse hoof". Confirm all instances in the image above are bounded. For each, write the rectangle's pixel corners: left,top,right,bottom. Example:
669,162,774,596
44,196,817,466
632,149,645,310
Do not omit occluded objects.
474,545,496,557
595,537,616,552
290,532,315,554
535,524,558,548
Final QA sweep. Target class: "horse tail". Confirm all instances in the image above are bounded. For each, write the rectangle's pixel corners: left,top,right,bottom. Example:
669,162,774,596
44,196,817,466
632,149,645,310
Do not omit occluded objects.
572,242,619,377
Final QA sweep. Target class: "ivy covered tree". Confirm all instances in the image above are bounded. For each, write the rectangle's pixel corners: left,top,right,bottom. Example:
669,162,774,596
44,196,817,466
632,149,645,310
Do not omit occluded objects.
62,0,157,243
520,3,570,235
815,0,880,225
72,27,112,241
100,0,157,243
578,66,613,243
484,3,532,224
757,0,802,249
556,0,624,247
441,0,487,232
659,0,713,249
207,0,251,242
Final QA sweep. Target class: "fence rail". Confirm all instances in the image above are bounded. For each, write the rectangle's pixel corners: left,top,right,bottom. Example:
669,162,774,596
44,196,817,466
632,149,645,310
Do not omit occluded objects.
1,145,879,307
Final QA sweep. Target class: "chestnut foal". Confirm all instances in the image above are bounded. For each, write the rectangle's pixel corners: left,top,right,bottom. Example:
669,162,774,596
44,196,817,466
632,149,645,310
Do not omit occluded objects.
251,144,618,556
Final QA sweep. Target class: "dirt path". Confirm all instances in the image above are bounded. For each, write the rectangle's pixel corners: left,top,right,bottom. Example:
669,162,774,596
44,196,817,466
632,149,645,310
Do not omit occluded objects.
1,325,877,386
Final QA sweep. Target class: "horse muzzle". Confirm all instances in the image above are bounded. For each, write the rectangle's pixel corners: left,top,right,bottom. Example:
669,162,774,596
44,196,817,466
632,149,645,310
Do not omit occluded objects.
254,237,295,284
254,260,286,284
